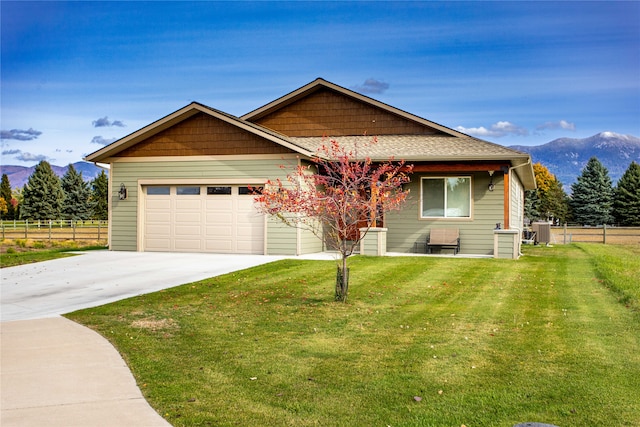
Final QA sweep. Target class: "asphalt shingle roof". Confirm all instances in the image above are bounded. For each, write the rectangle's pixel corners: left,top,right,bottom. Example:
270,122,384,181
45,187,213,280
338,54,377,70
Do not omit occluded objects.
287,135,530,162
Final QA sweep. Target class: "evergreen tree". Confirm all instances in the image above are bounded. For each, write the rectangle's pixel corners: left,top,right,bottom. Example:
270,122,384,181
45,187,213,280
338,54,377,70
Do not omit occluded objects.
524,189,540,223
90,170,109,220
0,174,16,220
20,161,64,220
61,164,92,220
570,157,614,226
613,161,640,226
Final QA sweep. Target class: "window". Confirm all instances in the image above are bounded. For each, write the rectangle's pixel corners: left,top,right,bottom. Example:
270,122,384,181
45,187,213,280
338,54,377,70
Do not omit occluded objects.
421,177,471,218
207,186,232,195
239,186,263,195
177,186,201,195
146,186,170,195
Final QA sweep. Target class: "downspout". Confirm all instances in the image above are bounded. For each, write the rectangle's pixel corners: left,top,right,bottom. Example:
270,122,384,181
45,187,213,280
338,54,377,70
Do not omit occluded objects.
509,158,532,256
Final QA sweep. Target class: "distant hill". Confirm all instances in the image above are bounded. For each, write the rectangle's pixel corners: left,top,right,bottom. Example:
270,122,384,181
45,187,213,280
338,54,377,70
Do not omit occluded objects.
509,132,640,187
0,162,107,189
2,133,638,190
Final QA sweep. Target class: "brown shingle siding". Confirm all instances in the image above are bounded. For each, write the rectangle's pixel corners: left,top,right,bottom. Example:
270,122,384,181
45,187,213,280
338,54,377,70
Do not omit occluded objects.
117,113,294,157
252,88,442,137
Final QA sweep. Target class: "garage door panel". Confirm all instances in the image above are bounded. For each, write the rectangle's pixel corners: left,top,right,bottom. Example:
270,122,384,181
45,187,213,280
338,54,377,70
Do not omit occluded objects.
176,212,202,223
205,239,233,252
146,224,171,234
175,240,202,250
146,199,171,209
146,211,171,222
145,238,171,251
176,199,202,210
175,225,202,236
206,213,233,224
206,225,232,237
206,199,232,210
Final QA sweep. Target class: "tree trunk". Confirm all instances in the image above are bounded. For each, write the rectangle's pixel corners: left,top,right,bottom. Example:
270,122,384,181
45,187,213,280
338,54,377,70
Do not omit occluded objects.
335,261,349,302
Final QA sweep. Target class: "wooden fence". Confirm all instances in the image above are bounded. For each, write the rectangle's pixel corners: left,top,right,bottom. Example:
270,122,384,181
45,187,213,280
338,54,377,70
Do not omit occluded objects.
550,225,640,245
1,220,108,242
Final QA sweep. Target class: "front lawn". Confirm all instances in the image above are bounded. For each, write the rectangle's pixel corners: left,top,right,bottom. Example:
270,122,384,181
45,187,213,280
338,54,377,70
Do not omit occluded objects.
67,244,640,427
0,241,107,268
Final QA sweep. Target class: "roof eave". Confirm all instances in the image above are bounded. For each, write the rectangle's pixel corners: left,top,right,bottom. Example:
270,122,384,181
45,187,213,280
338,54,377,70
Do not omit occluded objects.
84,102,315,163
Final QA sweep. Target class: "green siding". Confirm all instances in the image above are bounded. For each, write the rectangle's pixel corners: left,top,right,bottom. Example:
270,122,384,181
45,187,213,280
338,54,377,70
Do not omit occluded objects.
266,219,298,255
495,230,518,259
299,227,323,254
386,172,505,255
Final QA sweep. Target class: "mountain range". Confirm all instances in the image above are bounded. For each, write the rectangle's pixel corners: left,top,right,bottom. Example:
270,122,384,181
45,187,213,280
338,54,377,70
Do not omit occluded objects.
0,162,107,189
1,132,638,189
509,132,640,187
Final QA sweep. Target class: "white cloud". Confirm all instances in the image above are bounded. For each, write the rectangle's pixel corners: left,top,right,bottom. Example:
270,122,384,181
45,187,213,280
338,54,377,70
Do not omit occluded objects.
456,121,529,138
92,116,126,128
15,152,50,162
0,128,42,141
91,136,117,146
536,120,576,131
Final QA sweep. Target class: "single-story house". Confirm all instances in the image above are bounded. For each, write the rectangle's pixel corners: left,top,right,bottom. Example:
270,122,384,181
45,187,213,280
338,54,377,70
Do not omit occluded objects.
85,78,535,259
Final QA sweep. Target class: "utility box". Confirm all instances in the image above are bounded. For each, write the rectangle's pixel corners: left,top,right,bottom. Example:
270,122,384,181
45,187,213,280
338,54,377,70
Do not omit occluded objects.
532,221,552,244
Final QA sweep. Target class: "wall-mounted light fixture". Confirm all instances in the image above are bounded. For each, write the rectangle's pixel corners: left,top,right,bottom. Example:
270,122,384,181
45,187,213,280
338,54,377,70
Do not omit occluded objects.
118,183,127,200
488,171,495,192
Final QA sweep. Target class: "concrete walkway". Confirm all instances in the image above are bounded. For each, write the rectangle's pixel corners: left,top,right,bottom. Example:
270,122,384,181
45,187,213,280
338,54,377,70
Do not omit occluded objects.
1,251,335,426
1,317,172,427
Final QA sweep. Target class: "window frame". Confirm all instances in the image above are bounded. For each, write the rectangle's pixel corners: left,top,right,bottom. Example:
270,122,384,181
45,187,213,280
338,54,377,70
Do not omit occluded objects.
420,176,473,219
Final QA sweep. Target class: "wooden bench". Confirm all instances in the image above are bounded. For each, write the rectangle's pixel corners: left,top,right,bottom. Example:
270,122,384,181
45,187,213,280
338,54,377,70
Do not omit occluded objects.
427,228,460,255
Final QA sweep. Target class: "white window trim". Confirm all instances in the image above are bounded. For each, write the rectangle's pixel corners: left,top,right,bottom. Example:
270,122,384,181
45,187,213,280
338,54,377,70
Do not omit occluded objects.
420,176,473,219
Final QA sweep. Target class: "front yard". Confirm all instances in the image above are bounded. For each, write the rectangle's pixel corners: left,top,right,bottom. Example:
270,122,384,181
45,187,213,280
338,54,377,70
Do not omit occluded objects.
67,244,640,427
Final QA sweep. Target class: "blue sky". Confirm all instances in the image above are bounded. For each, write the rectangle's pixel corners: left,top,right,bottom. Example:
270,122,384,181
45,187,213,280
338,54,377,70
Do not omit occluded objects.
2,1,639,167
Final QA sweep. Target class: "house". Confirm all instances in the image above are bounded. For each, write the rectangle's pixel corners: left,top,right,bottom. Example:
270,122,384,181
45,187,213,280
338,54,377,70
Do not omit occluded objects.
85,78,535,259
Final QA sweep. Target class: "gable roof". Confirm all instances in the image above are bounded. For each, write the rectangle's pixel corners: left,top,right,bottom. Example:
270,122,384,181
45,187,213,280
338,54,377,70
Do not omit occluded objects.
84,102,316,163
242,78,470,138
84,79,534,188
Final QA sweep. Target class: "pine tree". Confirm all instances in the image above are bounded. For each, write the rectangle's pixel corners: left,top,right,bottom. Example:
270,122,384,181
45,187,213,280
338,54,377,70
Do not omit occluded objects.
613,161,640,226
61,164,92,220
20,161,64,220
570,157,614,226
0,174,16,220
90,170,109,220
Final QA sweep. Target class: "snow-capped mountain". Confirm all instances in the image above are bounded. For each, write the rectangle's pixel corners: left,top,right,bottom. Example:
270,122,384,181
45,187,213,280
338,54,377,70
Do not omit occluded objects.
509,132,640,186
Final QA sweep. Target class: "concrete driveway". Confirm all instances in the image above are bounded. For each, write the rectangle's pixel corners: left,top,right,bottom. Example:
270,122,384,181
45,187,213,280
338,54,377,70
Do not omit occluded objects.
1,250,287,322
1,250,316,427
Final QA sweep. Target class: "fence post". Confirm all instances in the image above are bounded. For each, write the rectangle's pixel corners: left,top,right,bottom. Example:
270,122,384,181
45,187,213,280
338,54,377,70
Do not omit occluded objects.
49,220,52,243
563,223,567,244
2,222,4,240
72,221,76,241
603,224,607,244
24,219,28,239
98,221,101,240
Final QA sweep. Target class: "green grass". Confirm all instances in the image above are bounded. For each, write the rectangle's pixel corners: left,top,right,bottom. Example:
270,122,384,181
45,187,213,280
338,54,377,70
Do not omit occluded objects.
66,244,640,427
0,244,106,268
575,243,640,312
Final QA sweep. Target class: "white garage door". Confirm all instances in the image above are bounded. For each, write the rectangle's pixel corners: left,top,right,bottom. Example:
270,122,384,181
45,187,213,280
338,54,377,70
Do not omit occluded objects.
143,185,264,254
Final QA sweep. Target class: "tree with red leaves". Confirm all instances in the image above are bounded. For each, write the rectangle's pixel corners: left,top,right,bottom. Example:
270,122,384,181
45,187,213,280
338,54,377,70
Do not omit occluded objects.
254,138,412,302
